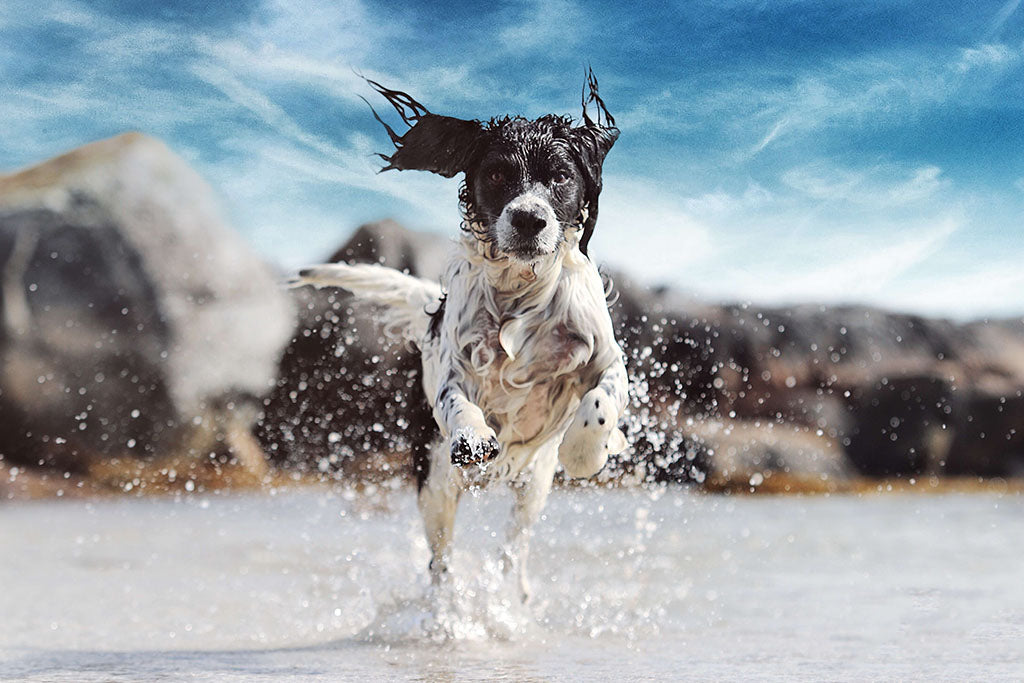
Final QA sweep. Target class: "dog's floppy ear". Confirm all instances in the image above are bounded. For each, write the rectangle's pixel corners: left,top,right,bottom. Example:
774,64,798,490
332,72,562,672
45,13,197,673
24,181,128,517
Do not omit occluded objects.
364,79,485,179
569,69,620,256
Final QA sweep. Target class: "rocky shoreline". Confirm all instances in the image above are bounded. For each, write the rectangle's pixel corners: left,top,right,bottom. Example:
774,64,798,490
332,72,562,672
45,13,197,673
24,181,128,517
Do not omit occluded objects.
2,134,1023,497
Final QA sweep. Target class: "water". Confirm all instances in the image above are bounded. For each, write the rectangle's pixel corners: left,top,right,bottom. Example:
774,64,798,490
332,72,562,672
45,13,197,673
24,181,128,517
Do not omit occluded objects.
1,486,1022,681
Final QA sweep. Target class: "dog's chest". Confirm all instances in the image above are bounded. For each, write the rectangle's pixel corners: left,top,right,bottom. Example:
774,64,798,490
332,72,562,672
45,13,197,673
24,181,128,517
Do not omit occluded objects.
471,312,592,443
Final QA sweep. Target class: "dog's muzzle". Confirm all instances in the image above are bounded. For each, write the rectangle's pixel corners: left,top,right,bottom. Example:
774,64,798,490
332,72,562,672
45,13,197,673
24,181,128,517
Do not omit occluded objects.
495,192,561,260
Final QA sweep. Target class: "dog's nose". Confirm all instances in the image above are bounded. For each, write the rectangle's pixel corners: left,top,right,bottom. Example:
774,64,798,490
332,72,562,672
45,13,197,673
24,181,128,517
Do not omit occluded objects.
509,209,547,238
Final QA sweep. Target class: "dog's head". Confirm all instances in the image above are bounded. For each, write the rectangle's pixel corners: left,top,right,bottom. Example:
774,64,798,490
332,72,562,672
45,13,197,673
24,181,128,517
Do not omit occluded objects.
366,71,618,260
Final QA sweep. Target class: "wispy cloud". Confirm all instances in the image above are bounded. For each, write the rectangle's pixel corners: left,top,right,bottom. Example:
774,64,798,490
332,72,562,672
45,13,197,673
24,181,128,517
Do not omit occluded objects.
499,0,586,52
775,217,962,301
782,162,949,206
592,175,715,281
720,43,1020,156
750,118,790,156
677,216,964,310
987,0,1022,39
955,43,1019,72
247,0,378,60
191,63,352,162
3,0,1023,317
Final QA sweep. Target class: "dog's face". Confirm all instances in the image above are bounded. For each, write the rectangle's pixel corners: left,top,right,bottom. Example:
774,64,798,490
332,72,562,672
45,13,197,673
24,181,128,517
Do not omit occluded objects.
366,73,618,257
468,118,587,261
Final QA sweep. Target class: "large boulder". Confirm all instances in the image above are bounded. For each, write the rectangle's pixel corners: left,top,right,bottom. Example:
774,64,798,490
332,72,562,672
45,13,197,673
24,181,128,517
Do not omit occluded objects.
256,220,447,483
0,133,293,470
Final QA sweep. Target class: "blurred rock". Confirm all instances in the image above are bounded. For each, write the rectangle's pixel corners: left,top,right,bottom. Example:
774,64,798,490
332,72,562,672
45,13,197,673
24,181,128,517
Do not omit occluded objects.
256,220,446,484
614,293,1024,479
688,419,853,492
261,221,1024,485
328,218,448,280
0,133,293,470
947,388,1024,477
843,374,956,476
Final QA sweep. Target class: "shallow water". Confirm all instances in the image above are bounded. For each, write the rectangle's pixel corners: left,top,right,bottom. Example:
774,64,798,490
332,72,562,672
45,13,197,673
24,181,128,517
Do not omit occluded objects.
1,485,1022,681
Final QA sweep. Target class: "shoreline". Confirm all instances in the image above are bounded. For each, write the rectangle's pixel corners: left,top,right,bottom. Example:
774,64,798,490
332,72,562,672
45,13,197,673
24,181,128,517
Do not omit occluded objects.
3,458,1022,502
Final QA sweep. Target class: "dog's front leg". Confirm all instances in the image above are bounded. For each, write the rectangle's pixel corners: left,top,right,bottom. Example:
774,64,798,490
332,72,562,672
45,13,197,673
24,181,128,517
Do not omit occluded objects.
503,439,560,602
558,352,629,478
435,369,500,466
418,443,460,583
419,379,496,583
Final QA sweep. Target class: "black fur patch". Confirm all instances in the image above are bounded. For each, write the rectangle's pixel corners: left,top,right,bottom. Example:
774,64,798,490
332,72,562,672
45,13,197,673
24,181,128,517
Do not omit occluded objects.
427,295,446,340
364,70,619,256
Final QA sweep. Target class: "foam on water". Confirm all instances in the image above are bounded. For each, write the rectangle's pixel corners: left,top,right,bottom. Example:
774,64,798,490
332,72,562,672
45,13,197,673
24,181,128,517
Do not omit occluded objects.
357,563,534,644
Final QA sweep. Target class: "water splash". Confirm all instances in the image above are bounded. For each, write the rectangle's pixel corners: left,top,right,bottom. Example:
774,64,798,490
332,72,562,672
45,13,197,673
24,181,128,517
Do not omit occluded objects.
357,562,534,644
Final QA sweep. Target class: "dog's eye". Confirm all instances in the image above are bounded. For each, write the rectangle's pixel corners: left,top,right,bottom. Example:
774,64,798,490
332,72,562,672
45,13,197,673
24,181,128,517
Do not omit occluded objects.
488,170,505,185
552,169,571,185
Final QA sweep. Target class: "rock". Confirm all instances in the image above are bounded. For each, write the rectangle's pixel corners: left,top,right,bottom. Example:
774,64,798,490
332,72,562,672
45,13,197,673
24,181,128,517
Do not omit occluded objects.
328,218,448,281
256,220,446,483
842,374,957,476
610,285,1024,479
259,221,1024,485
0,133,293,470
687,419,853,492
947,388,1024,477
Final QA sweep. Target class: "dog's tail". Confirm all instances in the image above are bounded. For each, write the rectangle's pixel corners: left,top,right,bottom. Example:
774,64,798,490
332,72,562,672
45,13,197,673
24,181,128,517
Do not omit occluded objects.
292,263,442,343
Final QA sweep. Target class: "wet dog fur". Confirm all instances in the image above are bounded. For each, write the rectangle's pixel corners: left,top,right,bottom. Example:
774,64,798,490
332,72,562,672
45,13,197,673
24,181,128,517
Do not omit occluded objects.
295,72,629,601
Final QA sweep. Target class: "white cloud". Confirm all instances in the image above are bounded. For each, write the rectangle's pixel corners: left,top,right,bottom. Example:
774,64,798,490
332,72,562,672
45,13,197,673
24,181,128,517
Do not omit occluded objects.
84,24,186,58
726,43,1021,154
0,0,97,29
750,117,790,155
677,215,964,309
776,217,961,300
897,261,1024,317
247,0,377,60
617,89,699,133
191,63,352,161
782,162,948,206
194,38,372,106
987,0,1022,39
742,62,941,154
202,132,463,266
45,3,99,29
499,0,585,52
955,43,1018,73
606,40,1020,155
680,183,774,221
590,175,716,282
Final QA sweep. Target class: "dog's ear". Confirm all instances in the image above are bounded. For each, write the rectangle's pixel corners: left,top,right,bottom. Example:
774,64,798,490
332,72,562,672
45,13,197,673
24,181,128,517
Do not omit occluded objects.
569,69,620,256
364,79,485,179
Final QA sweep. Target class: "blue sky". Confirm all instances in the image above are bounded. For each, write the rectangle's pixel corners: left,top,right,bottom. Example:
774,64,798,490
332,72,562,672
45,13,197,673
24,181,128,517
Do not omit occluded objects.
2,0,1023,317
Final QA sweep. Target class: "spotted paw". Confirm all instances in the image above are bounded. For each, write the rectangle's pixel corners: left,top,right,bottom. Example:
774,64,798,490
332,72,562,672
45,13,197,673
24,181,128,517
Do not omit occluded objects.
450,427,501,466
558,389,627,478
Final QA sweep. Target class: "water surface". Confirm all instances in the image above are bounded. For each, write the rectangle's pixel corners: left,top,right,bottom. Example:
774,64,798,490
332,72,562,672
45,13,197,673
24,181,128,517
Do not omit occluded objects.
1,486,1022,681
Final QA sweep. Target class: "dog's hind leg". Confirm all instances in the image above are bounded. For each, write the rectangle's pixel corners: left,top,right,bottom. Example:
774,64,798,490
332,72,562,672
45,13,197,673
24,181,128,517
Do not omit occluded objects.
417,443,460,583
503,440,560,602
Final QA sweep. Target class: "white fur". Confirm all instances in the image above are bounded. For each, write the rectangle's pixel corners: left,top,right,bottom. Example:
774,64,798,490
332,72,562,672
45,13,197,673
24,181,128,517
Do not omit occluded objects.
493,186,562,259
294,224,629,600
295,263,441,342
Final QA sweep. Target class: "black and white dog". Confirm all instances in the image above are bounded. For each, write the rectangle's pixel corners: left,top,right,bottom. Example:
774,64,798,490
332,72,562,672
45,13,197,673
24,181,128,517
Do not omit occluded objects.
295,73,629,600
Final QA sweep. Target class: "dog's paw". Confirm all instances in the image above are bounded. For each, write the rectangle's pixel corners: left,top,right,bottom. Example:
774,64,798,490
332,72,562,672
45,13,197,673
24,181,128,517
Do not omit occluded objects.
450,426,500,466
558,389,627,479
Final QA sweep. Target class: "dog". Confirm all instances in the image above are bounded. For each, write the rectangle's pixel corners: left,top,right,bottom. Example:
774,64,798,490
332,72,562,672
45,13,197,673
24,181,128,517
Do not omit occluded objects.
294,72,629,601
